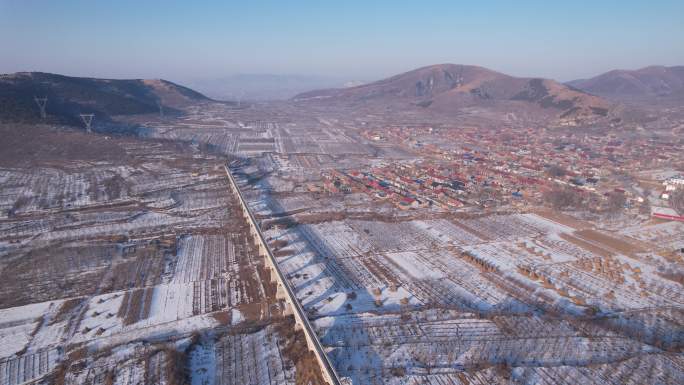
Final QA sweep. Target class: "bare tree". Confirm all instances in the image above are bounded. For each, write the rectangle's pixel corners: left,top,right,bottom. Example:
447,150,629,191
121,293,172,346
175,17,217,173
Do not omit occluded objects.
670,188,684,214
546,165,567,178
639,195,652,215
543,186,582,210
606,192,627,213
642,188,652,199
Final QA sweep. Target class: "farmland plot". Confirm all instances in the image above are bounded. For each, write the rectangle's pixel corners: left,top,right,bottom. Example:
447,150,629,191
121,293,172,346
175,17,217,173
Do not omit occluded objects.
292,221,534,314
530,259,684,312
0,243,115,307
213,326,295,385
372,248,529,311
271,224,420,314
299,220,442,259
412,219,484,246
255,189,682,383
275,217,535,314
301,217,502,259
167,233,268,316
0,166,132,216
519,353,684,385
461,214,558,241
620,221,684,250
317,310,659,384
62,342,180,385
170,234,245,284
0,115,342,385
0,348,61,385
32,211,193,244
71,287,196,342
0,239,170,308
73,237,270,340
460,238,578,273
533,234,599,262
0,135,292,384
169,189,232,214
264,195,318,214
517,213,576,235
0,302,59,359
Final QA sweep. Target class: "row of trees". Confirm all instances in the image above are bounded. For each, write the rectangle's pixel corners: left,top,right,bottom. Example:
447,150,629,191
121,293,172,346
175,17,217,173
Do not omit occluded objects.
543,185,628,213
670,188,684,213
543,162,684,216
543,186,583,210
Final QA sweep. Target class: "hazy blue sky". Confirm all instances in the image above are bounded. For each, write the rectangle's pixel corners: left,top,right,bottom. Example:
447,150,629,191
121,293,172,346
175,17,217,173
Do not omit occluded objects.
2,0,683,83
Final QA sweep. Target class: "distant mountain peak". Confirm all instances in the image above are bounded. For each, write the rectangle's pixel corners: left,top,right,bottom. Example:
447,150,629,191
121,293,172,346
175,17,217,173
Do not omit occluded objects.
568,65,684,100
294,63,612,124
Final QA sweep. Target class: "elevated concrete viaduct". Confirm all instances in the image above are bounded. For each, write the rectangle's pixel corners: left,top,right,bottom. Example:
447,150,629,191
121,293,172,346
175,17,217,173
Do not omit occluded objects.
224,166,343,385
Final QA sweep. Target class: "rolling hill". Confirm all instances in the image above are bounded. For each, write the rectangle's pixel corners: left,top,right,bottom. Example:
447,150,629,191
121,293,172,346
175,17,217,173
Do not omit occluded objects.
0,72,210,127
295,64,612,124
568,65,684,101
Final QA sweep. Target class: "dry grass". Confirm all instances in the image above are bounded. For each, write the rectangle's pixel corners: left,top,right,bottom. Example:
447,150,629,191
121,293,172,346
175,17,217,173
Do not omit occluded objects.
658,271,684,285
238,302,265,322
68,345,89,362
211,311,231,325
117,290,131,318
142,287,153,319
575,229,645,256
360,257,401,287
533,208,588,230
119,288,150,325
560,233,613,257
164,348,190,385
16,315,44,356
0,123,127,167
274,317,326,385
103,370,115,385
451,219,491,240
51,298,83,325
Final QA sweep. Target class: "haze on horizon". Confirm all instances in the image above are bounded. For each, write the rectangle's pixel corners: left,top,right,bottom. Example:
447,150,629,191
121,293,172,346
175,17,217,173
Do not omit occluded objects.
2,0,684,85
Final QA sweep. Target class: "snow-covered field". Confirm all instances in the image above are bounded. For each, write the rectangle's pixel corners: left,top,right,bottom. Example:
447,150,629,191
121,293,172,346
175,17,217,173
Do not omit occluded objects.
213,326,296,385
2,104,683,385
0,142,291,385
255,203,684,384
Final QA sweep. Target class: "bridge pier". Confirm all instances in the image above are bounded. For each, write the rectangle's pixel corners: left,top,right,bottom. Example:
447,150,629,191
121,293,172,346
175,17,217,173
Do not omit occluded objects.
276,282,288,301
269,267,278,284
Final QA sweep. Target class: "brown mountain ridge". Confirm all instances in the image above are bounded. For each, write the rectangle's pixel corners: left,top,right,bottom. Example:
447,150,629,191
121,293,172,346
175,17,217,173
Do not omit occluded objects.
0,72,210,129
295,64,612,124
568,65,684,101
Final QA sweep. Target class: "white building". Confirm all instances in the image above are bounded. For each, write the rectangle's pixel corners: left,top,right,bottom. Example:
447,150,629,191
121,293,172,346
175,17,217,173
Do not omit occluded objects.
664,176,684,191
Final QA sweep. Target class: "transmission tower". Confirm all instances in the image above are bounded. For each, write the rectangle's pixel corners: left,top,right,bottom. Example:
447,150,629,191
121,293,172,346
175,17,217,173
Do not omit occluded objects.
34,96,47,119
79,113,94,133
236,90,245,108
157,100,164,117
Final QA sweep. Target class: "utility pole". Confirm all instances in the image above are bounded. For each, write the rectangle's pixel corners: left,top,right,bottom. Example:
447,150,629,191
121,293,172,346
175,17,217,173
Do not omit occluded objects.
237,90,245,108
34,96,47,119
79,113,94,133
